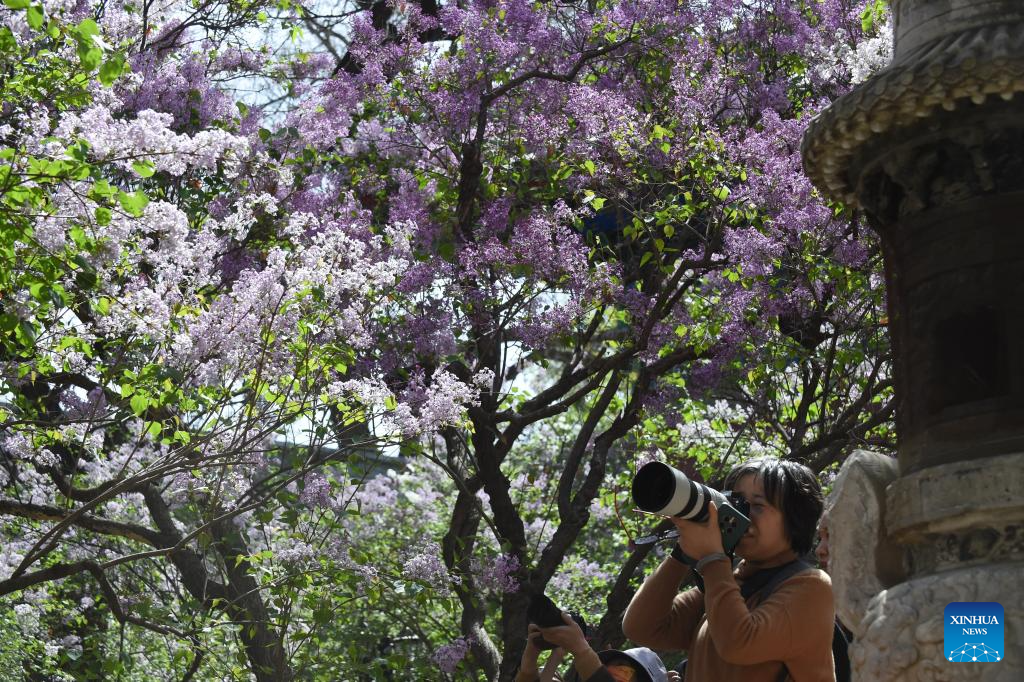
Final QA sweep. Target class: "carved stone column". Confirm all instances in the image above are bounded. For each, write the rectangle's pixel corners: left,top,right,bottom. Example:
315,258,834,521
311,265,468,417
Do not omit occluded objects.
802,1,1024,680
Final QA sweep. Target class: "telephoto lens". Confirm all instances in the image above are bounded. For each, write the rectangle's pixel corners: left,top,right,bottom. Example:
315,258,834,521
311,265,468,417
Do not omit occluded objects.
631,461,730,521
631,462,752,558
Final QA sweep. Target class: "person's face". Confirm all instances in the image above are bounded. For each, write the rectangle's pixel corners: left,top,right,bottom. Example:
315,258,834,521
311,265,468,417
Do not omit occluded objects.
604,661,639,682
733,473,792,561
815,518,830,572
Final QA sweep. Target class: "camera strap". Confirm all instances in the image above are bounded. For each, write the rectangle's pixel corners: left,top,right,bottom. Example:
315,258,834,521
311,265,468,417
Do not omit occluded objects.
744,560,849,682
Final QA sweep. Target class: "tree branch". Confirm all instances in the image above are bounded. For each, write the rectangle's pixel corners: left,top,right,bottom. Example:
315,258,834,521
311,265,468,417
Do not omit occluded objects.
0,498,164,546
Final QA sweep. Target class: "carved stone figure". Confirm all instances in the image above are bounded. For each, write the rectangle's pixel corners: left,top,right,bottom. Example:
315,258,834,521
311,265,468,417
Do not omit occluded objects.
823,450,904,638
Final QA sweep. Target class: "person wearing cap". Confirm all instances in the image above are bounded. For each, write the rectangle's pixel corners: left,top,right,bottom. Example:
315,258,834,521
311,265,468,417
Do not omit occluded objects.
515,611,679,682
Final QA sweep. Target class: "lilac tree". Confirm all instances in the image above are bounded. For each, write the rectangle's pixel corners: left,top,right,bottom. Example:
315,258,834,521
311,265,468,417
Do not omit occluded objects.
1,1,894,679
0,2,475,678
280,1,893,677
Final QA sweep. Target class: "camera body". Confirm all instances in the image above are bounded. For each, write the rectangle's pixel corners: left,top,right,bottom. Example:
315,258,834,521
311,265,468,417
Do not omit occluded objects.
631,461,751,562
527,594,588,651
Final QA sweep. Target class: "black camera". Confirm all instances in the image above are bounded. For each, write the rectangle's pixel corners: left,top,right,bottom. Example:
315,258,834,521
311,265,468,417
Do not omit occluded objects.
527,594,588,651
631,462,751,561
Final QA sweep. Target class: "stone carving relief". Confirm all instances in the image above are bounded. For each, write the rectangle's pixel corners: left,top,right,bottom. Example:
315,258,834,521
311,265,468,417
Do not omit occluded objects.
823,450,906,637
853,564,1023,682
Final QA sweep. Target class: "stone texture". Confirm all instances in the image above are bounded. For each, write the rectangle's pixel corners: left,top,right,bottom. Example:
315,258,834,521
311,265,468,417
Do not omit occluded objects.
886,452,1024,542
825,450,906,638
853,563,1023,682
893,0,1024,59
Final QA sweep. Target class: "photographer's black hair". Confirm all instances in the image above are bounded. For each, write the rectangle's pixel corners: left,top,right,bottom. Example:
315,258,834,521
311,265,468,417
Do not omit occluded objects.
724,458,824,556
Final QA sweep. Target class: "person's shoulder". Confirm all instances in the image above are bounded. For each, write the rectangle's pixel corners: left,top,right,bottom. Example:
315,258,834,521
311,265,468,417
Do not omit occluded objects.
796,566,831,586
776,568,836,636
777,566,832,598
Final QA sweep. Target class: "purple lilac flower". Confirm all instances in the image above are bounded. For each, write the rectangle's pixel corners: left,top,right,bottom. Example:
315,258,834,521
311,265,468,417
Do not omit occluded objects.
300,472,332,509
432,636,472,675
475,553,520,594
402,541,453,591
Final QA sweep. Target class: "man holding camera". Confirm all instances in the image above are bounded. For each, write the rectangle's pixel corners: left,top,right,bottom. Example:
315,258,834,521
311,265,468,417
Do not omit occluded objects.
516,613,679,682
623,458,836,682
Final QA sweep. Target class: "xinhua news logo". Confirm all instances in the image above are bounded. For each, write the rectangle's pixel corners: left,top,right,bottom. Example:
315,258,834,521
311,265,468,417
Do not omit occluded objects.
944,602,1004,662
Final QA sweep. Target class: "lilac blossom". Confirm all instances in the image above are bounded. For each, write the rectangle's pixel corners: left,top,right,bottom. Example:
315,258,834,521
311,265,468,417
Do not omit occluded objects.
402,541,457,594
432,636,472,675
300,473,332,509
474,553,521,594
54,107,249,177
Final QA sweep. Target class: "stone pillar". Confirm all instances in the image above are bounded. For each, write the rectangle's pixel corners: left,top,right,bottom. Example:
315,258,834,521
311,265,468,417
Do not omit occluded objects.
801,1,1024,680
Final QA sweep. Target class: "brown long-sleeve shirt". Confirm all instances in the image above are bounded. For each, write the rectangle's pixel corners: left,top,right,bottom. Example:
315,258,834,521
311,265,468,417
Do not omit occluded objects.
623,557,836,682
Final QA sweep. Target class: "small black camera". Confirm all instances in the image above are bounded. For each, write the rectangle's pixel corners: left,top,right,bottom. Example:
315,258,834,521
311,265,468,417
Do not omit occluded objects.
527,594,588,651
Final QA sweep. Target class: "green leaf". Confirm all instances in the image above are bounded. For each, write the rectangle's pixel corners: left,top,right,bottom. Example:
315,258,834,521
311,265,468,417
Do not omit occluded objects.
72,18,99,41
583,159,596,175
95,206,112,225
98,53,127,86
860,0,887,33
75,268,97,289
25,4,43,30
0,27,15,52
131,160,156,178
89,179,116,200
652,124,672,139
437,239,456,263
66,140,90,161
130,394,148,416
3,0,31,10
29,282,50,301
80,46,102,71
591,197,606,210
118,190,149,217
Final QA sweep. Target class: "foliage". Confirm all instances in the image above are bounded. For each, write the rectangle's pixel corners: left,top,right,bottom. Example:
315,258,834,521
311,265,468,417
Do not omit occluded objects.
1,1,895,680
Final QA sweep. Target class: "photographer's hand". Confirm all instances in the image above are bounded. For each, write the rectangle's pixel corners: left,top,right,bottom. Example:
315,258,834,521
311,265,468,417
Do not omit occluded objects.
516,625,547,682
539,647,566,682
524,624,544,660
537,613,602,680
535,613,589,656
671,501,726,562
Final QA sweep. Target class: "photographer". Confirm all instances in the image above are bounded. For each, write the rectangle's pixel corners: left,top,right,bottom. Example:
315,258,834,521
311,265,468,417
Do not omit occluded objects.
516,612,678,682
622,458,835,682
